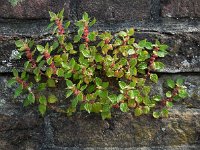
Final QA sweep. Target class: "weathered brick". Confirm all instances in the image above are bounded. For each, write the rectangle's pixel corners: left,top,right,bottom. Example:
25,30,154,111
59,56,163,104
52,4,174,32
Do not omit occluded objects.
50,107,200,147
0,0,70,19
77,0,151,22
161,0,200,18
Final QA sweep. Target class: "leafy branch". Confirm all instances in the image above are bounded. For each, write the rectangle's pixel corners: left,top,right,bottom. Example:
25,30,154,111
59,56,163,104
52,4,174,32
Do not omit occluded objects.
8,10,188,119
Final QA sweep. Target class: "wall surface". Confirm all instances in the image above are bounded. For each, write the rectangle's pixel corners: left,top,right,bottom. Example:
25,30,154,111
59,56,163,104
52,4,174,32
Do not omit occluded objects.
0,0,200,149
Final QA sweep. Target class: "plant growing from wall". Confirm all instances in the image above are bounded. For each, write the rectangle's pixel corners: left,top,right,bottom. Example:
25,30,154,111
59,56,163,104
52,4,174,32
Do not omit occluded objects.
8,9,188,119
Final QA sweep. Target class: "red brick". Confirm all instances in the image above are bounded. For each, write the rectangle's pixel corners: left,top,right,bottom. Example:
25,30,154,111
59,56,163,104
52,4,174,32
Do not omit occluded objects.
0,0,70,19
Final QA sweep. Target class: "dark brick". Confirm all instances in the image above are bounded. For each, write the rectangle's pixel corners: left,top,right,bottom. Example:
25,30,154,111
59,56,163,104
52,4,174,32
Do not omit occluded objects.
77,0,151,22
161,0,200,18
0,0,70,19
50,108,200,147
1,31,200,73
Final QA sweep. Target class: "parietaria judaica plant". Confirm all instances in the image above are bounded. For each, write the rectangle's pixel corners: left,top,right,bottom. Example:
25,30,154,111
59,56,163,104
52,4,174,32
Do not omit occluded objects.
8,9,188,119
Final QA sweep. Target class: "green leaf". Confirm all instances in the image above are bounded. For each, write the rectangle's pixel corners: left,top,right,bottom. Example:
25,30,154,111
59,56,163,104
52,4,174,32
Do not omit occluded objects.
113,38,122,47
92,102,102,113
129,81,136,88
135,95,143,104
58,8,64,18
82,12,89,21
166,101,173,107
45,67,53,78
128,49,135,55
176,78,184,86
84,103,92,113
159,44,168,51
87,85,96,93
81,49,90,57
14,85,23,98
161,108,169,117
128,90,139,99
23,99,31,107
89,18,96,27
138,52,149,62
130,59,137,67
143,106,150,114
7,78,16,87
108,94,117,103
74,35,81,43
38,104,46,116
66,42,73,51
118,81,126,89
117,94,124,103
47,22,54,29
101,111,111,120
138,62,147,70
49,11,57,20
128,38,135,45
47,58,53,65
95,54,103,62
15,40,24,48
127,28,134,36
178,89,188,98
33,67,40,76
56,68,65,77
34,74,41,82
47,78,56,87
167,79,175,88
95,77,102,86
39,95,47,105
142,86,151,95
88,31,97,41
137,78,146,87
153,95,161,102
27,93,35,104
106,68,114,77
153,111,160,119
152,62,165,70
12,68,18,77
65,21,71,29
52,41,59,50
120,103,129,112
38,60,45,68
48,94,58,104
24,61,30,70
69,58,76,68
77,93,83,101
37,45,44,53
157,51,168,57
166,91,172,98
102,104,110,112
138,39,146,48
36,55,43,63
145,42,153,50
134,107,143,116
66,79,74,88
37,83,46,91
66,90,73,98
80,85,87,91
102,82,109,89
118,31,127,37
150,73,158,83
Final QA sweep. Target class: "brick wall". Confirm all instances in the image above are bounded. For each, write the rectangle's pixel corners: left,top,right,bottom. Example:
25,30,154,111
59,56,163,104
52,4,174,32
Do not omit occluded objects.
0,0,200,149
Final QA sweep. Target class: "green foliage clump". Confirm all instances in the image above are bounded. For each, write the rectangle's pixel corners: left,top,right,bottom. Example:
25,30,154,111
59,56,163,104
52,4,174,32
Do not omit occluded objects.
8,9,188,119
